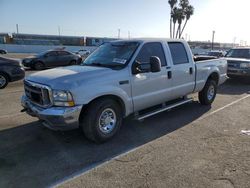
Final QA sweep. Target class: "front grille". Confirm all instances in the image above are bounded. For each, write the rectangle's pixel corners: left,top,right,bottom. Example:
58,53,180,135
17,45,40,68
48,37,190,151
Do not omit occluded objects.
24,80,52,107
227,61,240,69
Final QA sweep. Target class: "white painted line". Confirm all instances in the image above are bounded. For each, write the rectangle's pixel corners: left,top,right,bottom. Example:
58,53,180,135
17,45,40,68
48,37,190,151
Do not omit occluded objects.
197,94,250,121
54,94,250,187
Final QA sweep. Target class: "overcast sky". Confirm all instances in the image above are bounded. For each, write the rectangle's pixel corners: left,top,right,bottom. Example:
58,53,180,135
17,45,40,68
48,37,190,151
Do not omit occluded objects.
0,0,249,44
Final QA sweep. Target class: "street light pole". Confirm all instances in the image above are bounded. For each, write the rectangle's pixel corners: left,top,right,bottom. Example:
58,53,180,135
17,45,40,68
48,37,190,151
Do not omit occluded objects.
16,24,19,34
212,30,215,50
118,29,121,39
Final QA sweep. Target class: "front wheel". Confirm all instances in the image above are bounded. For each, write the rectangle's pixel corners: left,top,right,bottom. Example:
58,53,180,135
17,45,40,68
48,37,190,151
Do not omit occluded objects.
199,80,217,105
33,62,44,70
0,73,8,89
80,99,123,143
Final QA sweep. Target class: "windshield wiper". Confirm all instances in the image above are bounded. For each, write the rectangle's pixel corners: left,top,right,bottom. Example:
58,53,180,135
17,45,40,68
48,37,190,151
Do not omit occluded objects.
84,62,124,68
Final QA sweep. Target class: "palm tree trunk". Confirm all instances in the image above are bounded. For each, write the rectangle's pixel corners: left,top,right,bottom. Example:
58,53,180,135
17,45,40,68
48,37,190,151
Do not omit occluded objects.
173,23,176,38
170,18,172,38
180,19,188,38
178,23,182,38
175,24,180,38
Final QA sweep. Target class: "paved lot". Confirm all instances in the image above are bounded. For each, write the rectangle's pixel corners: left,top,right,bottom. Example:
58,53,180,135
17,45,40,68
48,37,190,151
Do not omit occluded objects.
0,78,250,188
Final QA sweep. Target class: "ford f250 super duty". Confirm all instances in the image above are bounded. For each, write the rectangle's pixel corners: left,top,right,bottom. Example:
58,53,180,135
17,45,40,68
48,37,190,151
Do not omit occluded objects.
21,39,227,143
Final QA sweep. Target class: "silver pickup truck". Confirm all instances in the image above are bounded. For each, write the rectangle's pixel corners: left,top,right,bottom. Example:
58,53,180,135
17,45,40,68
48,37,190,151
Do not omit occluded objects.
21,39,227,143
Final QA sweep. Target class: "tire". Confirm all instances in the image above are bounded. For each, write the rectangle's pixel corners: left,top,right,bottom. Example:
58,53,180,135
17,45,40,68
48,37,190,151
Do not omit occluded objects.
80,99,123,143
0,73,9,89
199,79,217,105
33,62,44,70
70,60,77,65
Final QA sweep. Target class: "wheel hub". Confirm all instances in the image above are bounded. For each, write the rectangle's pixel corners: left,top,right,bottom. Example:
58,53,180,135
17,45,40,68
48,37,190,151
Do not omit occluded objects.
0,75,6,87
99,108,117,134
207,85,215,101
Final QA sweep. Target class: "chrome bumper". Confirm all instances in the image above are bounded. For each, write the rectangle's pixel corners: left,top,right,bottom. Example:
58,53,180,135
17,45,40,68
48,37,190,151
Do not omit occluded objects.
21,95,82,130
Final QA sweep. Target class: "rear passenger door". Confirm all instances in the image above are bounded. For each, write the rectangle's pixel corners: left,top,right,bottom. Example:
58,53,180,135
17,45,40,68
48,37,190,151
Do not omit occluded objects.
168,42,195,98
57,51,72,66
131,42,173,112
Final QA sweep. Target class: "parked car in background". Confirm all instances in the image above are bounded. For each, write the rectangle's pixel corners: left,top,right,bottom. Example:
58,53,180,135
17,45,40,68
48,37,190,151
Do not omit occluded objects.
21,39,227,143
207,50,226,58
22,50,82,70
0,49,8,54
0,56,25,89
225,48,250,79
75,49,91,57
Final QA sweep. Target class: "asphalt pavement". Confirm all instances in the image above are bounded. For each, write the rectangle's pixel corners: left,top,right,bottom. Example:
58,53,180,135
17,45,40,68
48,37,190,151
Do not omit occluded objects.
0,78,250,188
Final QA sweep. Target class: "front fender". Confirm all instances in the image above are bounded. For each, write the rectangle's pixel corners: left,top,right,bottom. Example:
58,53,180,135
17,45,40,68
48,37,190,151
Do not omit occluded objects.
72,85,133,116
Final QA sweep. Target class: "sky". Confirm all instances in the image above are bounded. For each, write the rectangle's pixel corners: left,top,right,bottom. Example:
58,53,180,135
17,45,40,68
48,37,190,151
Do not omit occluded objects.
0,0,249,44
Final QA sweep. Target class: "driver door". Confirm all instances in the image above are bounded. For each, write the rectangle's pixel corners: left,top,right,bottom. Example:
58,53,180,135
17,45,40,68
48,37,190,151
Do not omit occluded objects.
131,42,173,112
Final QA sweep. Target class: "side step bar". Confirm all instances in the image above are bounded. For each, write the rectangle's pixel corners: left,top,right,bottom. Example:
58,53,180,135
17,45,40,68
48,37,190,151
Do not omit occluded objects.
136,98,193,121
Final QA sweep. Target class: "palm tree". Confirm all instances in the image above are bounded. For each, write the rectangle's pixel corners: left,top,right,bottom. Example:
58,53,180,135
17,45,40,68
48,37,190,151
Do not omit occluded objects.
180,5,194,37
168,0,194,39
175,8,184,38
168,0,177,38
172,7,178,38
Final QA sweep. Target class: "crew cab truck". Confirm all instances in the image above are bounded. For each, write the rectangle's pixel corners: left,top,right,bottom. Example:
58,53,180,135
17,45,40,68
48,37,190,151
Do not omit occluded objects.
21,39,227,143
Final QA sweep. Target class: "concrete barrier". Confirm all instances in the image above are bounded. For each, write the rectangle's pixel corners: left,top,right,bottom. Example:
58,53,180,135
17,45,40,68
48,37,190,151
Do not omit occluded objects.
0,44,97,54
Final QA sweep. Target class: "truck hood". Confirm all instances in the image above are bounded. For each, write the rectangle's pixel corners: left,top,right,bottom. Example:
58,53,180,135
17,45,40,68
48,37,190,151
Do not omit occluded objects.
26,65,113,89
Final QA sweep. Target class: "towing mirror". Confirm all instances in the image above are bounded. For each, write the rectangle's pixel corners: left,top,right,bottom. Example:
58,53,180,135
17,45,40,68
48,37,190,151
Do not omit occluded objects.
150,56,161,73
132,61,151,74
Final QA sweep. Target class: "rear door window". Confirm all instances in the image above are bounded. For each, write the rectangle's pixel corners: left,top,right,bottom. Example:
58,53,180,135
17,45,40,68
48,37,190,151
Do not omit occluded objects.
46,51,58,57
136,42,167,67
58,51,70,56
168,42,189,65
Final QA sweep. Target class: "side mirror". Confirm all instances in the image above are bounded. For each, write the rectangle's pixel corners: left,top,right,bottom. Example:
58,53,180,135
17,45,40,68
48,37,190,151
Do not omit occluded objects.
132,61,151,74
150,56,161,73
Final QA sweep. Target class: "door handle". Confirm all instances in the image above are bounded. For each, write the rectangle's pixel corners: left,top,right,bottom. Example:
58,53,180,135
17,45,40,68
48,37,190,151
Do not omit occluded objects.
167,71,172,79
189,67,193,74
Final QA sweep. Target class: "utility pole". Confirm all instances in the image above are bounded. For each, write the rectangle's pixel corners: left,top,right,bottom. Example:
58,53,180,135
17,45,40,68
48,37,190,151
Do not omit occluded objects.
233,37,236,48
211,30,215,50
16,24,19,34
128,31,130,39
118,29,121,39
58,26,61,36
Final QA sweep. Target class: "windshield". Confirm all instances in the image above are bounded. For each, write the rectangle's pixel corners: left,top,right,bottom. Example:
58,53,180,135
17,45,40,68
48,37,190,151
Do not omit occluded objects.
82,41,139,68
226,49,250,59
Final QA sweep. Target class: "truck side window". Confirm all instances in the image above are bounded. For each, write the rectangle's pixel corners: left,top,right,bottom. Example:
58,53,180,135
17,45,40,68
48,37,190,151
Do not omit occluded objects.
136,42,167,67
168,42,189,65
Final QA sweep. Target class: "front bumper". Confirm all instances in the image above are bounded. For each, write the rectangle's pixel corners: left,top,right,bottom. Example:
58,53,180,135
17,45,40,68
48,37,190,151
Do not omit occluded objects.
21,95,82,130
10,67,25,82
228,68,250,77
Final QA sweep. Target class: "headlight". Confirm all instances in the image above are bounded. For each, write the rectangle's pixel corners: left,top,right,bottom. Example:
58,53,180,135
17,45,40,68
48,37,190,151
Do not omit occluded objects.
240,63,250,68
23,59,32,63
52,90,75,107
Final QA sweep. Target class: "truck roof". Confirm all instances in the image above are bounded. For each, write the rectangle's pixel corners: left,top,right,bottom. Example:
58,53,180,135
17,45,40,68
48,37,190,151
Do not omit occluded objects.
113,38,185,43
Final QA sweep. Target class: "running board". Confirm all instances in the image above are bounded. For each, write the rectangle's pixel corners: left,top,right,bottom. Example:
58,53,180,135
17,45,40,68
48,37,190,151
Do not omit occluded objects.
136,98,193,121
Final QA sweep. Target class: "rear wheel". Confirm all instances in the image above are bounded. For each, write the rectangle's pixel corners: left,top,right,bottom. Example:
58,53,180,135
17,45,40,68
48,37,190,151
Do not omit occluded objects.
70,60,77,65
0,73,9,89
33,62,44,70
199,79,217,105
80,99,123,143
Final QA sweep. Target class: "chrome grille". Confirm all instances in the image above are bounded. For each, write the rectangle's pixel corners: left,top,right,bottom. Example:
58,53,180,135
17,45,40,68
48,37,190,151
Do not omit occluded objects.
227,61,240,68
24,80,52,107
